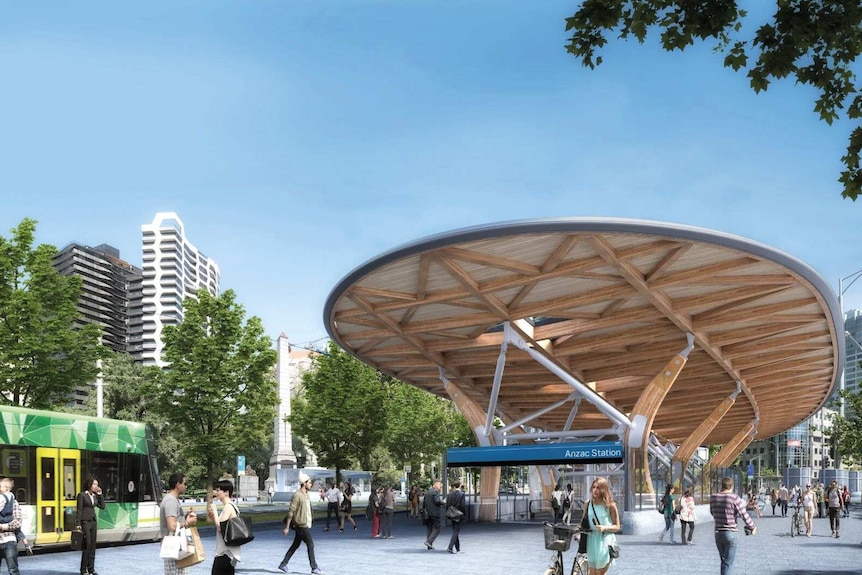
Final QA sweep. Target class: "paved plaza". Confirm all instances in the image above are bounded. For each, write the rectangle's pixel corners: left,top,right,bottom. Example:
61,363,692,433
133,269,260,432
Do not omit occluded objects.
20,504,862,575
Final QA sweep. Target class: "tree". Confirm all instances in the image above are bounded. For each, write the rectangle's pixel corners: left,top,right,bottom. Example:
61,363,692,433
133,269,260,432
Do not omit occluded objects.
152,289,278,489
565,1,862,199
288,342,387,484
829,389,862,465
80,352,184,479
382,376,477,474
0,218,103,408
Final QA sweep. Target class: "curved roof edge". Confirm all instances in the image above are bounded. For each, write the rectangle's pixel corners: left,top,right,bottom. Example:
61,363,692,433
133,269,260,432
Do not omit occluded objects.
324,217,844,414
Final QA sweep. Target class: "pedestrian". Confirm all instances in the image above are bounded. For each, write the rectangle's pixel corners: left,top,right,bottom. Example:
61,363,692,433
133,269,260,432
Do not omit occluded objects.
208,479,242,575
778,483,788,517
815,481,825,519
0,480,28,556
369,486,381,538
0,477,21,575
423,478,445,550
710,476,756,575
341,482,356,531
561,483,575,525
409,485,420,518
159,473,198,575
770,488,778,515
745,487,761,518
841,485,851,518
802,483,816,537
268,484,275,504
678,488,697,545
380,485,395,538
551,483,563,522
826,480,843,538
75,477,105,575
659,485,677,543
323,481,342,532
580,477,620,575
278,472,322,575
445,480,467,554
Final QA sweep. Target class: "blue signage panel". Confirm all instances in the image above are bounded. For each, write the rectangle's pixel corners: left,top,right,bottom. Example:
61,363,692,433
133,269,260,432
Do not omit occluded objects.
446,441,624,467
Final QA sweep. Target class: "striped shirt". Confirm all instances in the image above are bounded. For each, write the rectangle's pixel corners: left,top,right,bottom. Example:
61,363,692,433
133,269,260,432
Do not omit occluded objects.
710,491,755,532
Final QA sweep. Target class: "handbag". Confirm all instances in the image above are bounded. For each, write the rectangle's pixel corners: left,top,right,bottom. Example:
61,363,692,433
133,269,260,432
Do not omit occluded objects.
70,529,84,551
445,505,464,521
590,502,620,559
578,506,589,554
159,526,192,560
176,526,206,568
222,505,254,546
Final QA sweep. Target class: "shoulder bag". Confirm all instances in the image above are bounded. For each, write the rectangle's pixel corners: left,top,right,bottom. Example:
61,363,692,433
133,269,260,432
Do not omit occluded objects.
578,504,590,554
590,503,619,559
222,504,255,546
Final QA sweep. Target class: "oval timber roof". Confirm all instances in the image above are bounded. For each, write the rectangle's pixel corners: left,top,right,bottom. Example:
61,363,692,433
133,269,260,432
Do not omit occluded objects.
324,218,843,444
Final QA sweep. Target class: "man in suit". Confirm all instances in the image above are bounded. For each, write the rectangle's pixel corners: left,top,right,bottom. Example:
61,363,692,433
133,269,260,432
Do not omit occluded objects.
76,478,105,575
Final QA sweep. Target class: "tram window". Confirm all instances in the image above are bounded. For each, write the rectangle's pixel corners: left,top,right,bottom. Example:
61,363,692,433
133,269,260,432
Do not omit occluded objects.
139,456,156,502
120,454,140,503
89,452,120,502
0,447,34,504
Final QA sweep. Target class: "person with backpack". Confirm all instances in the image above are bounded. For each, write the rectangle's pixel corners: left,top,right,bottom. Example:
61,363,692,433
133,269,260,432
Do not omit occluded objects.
561,483,575,525
658,485,677,544
0,477,22,575
0,479,28,555
551,484,563,522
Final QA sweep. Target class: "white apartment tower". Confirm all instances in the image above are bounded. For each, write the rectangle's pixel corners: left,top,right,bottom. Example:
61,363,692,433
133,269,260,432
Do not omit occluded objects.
138,212,220,366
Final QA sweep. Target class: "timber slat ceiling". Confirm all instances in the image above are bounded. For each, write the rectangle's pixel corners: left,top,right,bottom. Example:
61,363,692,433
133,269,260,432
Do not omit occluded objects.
325,219,842,445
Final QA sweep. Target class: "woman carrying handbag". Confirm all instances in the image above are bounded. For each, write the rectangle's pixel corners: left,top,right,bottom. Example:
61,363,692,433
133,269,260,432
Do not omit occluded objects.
580,477,620,575
209,480,242,575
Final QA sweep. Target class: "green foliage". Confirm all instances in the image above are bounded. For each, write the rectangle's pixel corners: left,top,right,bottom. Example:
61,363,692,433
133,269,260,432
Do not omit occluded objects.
289,342,387,483
382,375,476,470
152,289,278,488
565,1,862,200
80,352,183,480
829,389,862,465
0,218,103,408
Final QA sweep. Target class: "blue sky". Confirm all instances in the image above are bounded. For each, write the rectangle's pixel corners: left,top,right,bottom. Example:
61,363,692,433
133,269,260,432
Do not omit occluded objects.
1,1,860,348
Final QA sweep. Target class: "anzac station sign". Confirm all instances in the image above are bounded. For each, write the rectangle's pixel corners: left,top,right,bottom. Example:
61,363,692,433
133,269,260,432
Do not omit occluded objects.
447,441,624,467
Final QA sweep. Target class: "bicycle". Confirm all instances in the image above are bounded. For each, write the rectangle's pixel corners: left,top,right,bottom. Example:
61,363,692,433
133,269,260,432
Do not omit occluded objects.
789,504,804,537
542,522,588,575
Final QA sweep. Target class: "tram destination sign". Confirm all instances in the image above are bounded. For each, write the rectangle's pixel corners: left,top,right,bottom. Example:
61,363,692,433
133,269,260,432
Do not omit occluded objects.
446,441,624,467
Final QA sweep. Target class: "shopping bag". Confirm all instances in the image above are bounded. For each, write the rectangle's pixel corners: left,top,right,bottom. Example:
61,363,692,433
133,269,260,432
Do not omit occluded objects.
177,526,206,568
160,526,192,560
70,530,84,551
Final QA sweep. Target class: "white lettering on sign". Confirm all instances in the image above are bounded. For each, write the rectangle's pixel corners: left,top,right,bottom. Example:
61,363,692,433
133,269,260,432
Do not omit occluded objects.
564,448,621,459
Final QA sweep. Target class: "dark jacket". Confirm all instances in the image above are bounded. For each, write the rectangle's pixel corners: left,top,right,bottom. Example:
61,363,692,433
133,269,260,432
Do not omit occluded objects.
423,486,444,522
76,491,105,525
445,489,466,522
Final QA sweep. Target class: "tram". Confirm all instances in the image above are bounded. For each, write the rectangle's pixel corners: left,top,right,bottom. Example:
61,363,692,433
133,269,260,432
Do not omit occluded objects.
0,405,162,549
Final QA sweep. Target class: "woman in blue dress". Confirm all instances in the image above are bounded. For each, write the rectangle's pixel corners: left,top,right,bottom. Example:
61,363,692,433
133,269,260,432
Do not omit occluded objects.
581,477,620,575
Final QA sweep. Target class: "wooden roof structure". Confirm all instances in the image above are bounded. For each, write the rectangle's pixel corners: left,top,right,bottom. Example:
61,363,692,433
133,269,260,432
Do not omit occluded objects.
324,219,842,446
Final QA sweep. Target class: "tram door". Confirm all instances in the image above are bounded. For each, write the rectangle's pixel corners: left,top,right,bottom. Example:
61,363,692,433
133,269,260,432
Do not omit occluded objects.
35,448,80,544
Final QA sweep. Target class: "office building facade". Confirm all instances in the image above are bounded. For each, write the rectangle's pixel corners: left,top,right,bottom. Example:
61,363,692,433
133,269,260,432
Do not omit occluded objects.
137,212,220,366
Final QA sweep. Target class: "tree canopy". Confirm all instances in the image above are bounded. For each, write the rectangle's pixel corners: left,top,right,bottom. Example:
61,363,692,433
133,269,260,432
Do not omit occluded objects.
289,342,388,483
0,218,103,408
152,289,278,487
830,389,862,465
565,1,862,199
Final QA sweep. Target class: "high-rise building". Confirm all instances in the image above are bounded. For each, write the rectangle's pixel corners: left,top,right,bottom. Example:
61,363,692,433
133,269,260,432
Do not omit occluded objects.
52,242,141,354
137,212,220,367
843,309,862,397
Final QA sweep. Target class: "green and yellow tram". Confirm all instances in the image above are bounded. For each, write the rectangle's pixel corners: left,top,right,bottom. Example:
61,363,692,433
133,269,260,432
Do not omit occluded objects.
0,405,162,549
